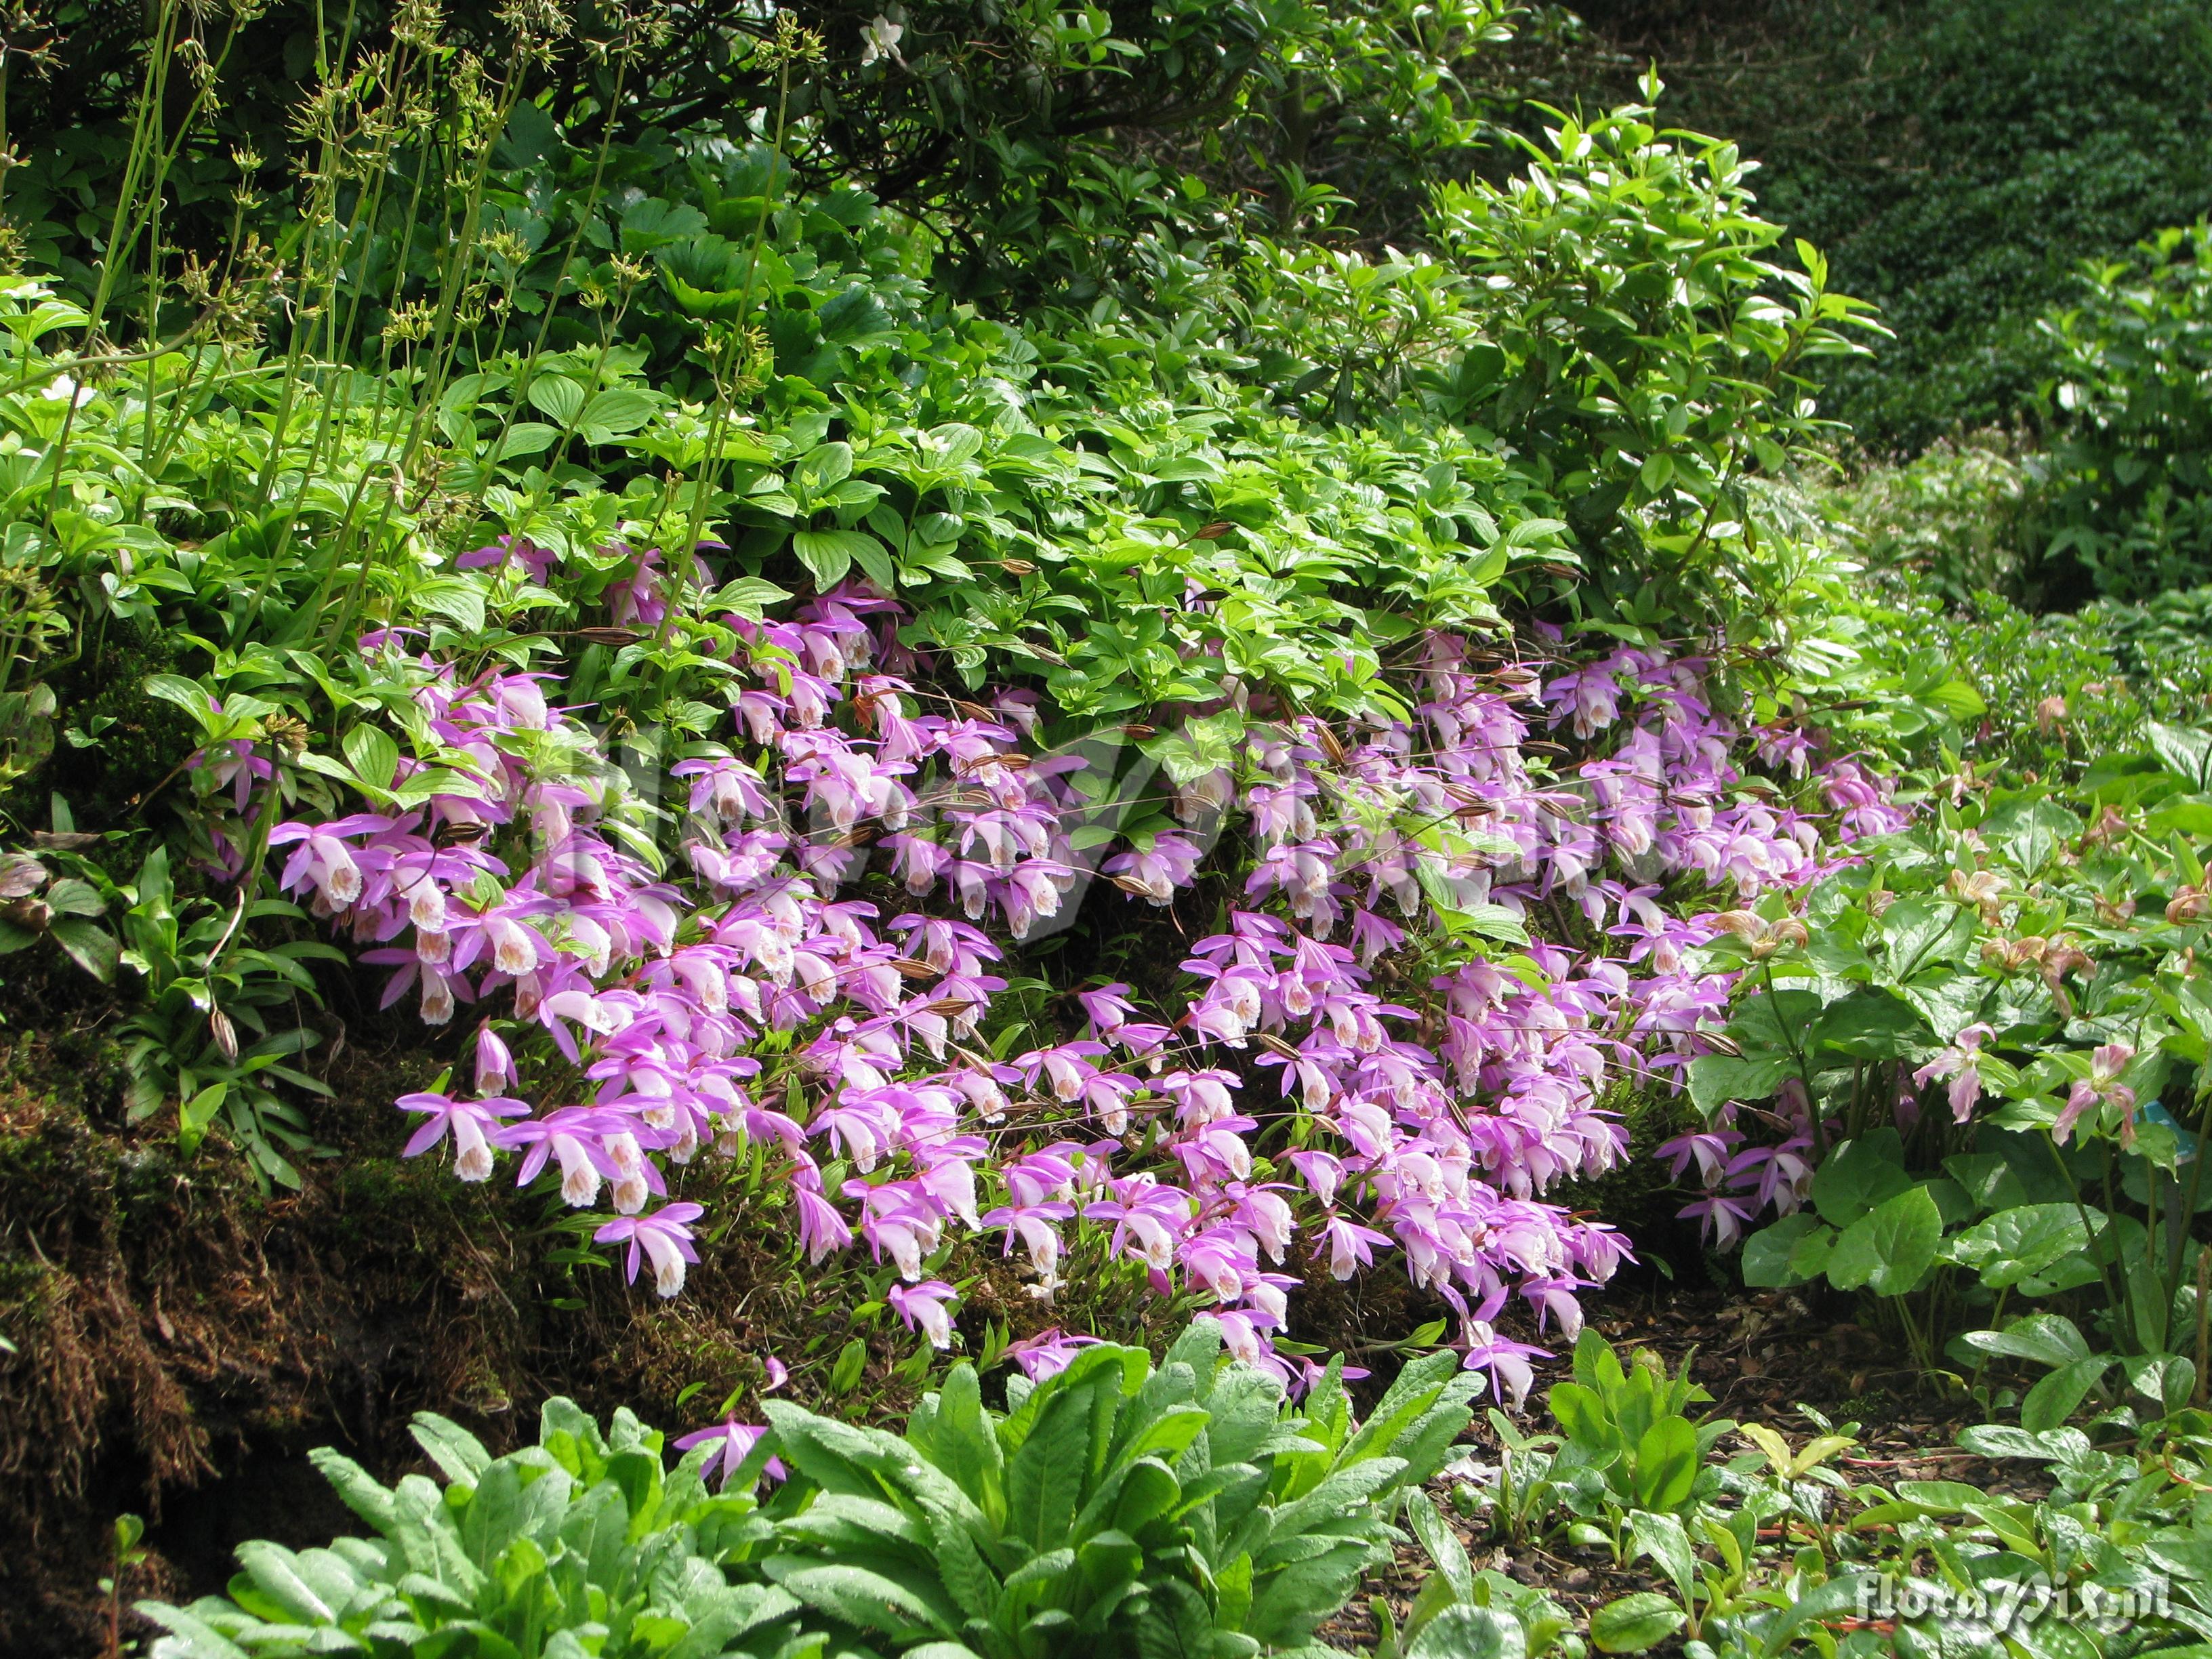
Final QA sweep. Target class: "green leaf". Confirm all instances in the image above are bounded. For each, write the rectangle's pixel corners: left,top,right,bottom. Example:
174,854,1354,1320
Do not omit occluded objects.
2020,1357,2107,1433
1827,1184,1942,1295
1879,895,1976,980
411,1412,493,1486
1410,1605,1528,1659
342,725,401,792
1756,1574,1880,1659
769,1561,955,1639
143,674,217,726
415,577,488,634
2148,722,2212,790
792,529,884,591
794,441,855,491
2121,1351,2195,1414
134,1603,252,1659
1948,1204,2097,1289
706,577,794,617
1628,1417,1696,1514
1005,1381,1090,1551
526,375,586,427
1590,1592,1685,1654
1628,1510,1696,1604
493,422,560,463
1809,1134,1911,1228
1957,1312,2093,1370
1405,1490,1474,1600
44,879,104,918
1686,1052,1793,1114
1740,1214,1819,1288
1808,991,1926,1061
578,388,659,443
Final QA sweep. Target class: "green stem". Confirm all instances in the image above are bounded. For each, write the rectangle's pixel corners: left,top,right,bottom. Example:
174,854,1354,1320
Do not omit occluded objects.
2045,1134,2125,1343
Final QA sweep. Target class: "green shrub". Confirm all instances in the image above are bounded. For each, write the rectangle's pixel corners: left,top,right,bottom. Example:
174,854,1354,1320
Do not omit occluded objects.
1585,0,2212,453
756,1322,1478,1658
2034,224,2212,603
141,1322,1481,1659
140,1398,804,1659
1827,436,2041,608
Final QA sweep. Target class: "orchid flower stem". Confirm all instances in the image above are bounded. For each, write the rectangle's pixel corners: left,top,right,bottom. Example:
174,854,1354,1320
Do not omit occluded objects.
2045,1133,2125,1345
1761,958,1822,1158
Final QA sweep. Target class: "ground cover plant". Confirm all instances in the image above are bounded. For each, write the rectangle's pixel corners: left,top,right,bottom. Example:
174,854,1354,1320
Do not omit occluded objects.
142,1322,1482,1658
0,1,2209,1656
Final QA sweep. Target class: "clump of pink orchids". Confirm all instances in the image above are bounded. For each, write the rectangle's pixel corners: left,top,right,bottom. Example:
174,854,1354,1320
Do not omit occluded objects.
265,565,1904,1406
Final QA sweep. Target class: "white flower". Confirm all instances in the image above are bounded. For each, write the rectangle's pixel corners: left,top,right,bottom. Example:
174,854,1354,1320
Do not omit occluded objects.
859,14,903,66
40,374,92,407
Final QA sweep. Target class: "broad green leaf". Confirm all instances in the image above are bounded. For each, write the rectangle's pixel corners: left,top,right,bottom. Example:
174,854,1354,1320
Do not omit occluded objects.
1956,1312,2093,1370
2148,722,2212,791
1628,1417,1696,1514
411,1412,493,1486
1880,895,1976,981
1826,1183,1942,1294
526,375,586,426
1740,1213,1818,1288
1405,1489,1474,1599
1627,1510,1695,1603
1808,990,1926,1061
1809,1133,1911,1228
1948,1204,2097,1288
415,577,489,634
1410,1605,1528,1659
792,528,883,591
1005,1382,1091,1551
343,724,401,792
1981,792,2086,872
1687,1052,1792,1114
493,422,560,462
1589,1592,1685,1654
2020,1357,2107,1433
49,918,119,983
769,1561,956,1639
